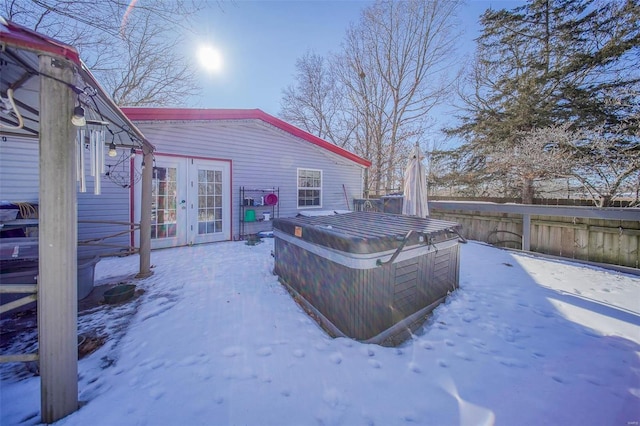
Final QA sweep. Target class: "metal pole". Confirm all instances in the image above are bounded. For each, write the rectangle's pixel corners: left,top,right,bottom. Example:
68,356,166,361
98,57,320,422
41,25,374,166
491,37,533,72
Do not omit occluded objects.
38,55,78,422
137,148,154,278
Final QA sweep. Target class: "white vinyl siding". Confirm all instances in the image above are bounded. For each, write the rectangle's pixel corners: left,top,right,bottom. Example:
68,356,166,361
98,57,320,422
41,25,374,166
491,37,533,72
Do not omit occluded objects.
2,120,367,246
133,120,366,240
0,136,39,201
297,168,322,208
0,135,133,258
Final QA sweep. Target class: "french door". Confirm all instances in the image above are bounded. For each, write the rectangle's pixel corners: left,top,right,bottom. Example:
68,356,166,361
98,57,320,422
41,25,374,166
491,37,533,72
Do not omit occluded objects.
188,158,230,245
135,156,230,249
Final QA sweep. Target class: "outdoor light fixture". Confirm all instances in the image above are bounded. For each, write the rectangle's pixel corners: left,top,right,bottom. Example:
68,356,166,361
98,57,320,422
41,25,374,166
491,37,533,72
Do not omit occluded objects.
71,105,86,127
108,142,117,157
130,147,136,158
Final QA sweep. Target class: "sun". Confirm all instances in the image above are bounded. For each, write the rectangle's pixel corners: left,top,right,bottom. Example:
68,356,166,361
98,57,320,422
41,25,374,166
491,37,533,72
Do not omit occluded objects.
197,45,223,73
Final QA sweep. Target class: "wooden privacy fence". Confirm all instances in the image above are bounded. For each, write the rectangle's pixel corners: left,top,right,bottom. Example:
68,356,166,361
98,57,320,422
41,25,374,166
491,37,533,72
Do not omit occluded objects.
427,201,640,269
428,196,637,208
354,198,639,269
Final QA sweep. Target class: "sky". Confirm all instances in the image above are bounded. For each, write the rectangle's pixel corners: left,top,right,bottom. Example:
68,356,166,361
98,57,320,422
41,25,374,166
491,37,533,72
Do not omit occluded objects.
1,233,638,425
183,1,525,117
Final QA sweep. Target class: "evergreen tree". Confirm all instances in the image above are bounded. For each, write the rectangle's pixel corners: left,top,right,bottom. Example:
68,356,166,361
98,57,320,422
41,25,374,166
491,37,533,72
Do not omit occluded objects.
448,0,639,203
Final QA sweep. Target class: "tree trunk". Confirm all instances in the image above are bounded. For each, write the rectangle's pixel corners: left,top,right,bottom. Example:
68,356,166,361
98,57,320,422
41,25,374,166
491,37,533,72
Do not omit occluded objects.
599,195,612,208
522,178,534,204
363,168,370,199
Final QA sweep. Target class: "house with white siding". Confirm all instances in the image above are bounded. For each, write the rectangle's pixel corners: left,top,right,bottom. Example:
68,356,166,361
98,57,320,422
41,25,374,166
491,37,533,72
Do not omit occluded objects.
121,108,371,249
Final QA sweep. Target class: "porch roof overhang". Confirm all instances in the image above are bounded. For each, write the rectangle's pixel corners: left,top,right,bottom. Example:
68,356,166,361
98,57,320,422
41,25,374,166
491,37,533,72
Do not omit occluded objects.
121,107,371,168
0,17,153,153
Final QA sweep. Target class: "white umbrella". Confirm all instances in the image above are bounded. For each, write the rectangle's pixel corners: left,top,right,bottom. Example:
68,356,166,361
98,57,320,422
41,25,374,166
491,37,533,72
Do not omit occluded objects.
402,144,429,217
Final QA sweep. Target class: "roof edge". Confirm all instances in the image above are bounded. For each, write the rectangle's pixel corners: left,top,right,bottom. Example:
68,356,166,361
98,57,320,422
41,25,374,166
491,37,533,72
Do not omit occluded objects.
79,63,152,151
121,108,371,167
0,18,81,65
1,18,152,151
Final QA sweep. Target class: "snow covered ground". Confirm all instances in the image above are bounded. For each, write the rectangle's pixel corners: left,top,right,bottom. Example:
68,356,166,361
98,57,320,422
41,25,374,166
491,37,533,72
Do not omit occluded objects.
1,238,639,425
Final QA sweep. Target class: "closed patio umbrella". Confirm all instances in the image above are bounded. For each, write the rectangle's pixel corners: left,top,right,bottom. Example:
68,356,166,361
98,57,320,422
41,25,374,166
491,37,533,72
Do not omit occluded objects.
402,144,429,217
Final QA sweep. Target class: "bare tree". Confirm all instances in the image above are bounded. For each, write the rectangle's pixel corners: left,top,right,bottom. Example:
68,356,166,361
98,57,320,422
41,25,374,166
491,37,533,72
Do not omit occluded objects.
280,52,355,147
540,86,640,207
335,33,393,196
280,0,462,196
566,127,640,207
2,0,205,106
486,124,571,203
340,0,462,196
488,115,640,206
102,10,199,106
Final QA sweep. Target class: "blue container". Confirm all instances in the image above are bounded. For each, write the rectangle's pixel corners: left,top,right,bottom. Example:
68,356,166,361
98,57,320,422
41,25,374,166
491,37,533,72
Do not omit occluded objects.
1,256,100,317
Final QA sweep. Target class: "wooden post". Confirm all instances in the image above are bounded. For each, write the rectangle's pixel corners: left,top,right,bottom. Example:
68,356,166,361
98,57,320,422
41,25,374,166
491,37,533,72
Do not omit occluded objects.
37,55,78,422
137,148,154,278
522,213,531,251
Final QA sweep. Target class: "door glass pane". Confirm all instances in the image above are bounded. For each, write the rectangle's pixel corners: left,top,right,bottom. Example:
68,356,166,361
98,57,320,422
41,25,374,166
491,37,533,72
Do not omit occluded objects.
197,167,224,235
151,166,177,239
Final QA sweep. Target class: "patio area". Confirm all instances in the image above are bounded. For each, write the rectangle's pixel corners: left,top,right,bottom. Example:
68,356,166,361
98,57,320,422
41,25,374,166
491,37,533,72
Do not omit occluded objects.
1,238,638,425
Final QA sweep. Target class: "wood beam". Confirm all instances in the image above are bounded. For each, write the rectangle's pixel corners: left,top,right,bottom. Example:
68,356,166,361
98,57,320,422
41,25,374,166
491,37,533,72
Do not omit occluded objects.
37,54,78,423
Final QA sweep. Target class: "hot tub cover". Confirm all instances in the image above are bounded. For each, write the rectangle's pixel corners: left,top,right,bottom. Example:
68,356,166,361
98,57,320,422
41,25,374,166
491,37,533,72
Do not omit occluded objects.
273,211,461,254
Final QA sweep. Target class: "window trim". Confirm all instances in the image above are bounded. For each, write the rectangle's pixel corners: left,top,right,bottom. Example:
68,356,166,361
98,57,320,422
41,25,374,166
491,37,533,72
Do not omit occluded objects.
297,168,323,209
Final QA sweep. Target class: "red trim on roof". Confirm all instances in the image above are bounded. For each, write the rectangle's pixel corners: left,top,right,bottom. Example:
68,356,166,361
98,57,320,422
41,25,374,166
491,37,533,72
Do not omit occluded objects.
0,19,81,65
121,108,371,168
1,19,152,150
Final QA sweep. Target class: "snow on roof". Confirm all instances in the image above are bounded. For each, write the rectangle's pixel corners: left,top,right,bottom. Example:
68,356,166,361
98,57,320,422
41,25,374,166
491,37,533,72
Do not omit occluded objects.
121,108,371,168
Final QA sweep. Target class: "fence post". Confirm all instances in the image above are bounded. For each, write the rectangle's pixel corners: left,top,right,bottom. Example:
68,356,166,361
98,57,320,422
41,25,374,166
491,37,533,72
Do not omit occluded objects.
522,213,531,251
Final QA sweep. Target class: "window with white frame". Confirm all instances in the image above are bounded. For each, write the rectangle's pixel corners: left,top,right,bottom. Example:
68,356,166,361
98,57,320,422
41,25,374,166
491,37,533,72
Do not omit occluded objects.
297,168,322,207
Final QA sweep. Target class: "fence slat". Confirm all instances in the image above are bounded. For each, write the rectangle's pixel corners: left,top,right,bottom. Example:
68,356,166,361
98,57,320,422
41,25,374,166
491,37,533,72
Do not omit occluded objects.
424,201,640,269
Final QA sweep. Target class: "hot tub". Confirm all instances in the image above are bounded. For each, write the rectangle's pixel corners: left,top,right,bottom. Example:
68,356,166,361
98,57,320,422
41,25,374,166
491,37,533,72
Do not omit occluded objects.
273,211,462,346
